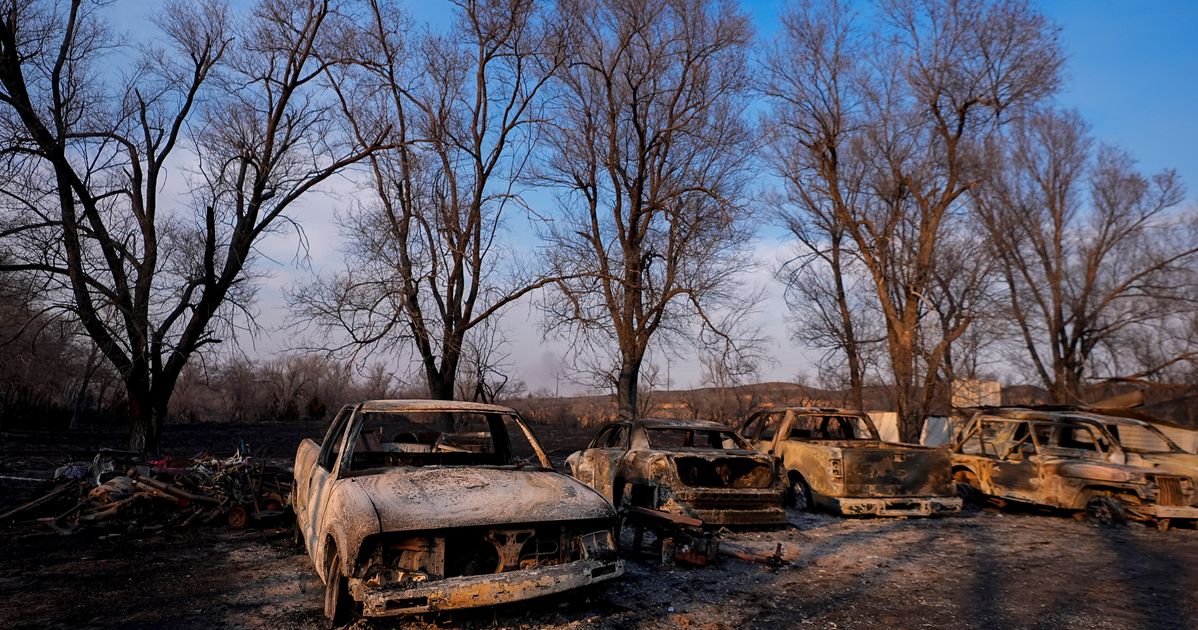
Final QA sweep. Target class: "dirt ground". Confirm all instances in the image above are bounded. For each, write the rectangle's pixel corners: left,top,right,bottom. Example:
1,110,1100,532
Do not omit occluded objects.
2,423,1197,630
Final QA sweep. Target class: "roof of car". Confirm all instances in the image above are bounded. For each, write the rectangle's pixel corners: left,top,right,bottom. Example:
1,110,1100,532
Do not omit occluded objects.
968,406,1156,428
356,399,517,414
637,417,736,431
754,406,865,415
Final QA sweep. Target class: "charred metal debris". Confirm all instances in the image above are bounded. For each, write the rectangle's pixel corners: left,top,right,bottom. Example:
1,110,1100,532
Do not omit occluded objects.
1,447,291,533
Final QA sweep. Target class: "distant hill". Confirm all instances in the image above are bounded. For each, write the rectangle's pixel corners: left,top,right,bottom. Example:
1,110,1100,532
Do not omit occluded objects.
505,380,1198,429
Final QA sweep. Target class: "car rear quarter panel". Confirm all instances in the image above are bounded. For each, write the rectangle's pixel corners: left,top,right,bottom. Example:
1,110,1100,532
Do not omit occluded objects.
775,442,842,496
313,478,381,582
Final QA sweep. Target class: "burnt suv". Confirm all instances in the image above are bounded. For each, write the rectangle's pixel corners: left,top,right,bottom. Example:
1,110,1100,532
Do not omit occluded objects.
950,407,1198,528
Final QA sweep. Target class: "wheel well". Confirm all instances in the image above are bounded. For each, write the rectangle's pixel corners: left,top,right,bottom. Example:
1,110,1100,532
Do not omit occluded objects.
323,536,340,578
612,477,626,504
1080,486,1140,505
627,482,658,507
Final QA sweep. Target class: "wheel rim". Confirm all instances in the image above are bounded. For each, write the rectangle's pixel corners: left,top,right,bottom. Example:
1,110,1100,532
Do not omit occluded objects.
323,552,336,615
1087,497,1121,525
324,550,347,622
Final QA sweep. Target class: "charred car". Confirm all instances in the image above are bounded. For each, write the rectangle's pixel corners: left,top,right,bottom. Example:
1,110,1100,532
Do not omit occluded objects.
950,407,1198,528
566,418,786,527
741,408,962,517
292,400,622,624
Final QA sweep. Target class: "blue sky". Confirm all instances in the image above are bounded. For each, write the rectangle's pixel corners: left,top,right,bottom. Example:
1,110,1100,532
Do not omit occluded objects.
1040,0,1198,198
105,0,1198,390
738,0,1198,203
107,0,1198,200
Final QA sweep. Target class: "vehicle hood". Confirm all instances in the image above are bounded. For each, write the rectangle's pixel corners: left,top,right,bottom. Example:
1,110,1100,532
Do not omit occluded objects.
1124,452,1198,477
348,467,616,532
1053,458,1198,484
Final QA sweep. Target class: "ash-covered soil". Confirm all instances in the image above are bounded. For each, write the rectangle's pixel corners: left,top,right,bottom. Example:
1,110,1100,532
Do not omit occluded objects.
2,423,1196,629
2,508,1195,629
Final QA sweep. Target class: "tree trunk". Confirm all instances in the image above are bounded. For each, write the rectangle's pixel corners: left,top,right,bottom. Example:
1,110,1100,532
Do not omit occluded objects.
889,340,922,444
426,370,455,400
425,352,460,401
893,384,920,444
1049,368,1084,405
615,356,641,421
126,386,166,455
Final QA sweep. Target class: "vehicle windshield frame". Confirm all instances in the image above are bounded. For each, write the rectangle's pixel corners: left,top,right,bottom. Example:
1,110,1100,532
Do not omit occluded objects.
785,412,880,441
642,426,753,451
1099,419,1185,454
339,408,553,475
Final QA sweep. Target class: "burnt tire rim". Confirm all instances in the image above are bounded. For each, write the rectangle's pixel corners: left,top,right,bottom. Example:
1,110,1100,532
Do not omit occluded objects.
1086,496,1125,526
953,471,980,503
324,549,351,624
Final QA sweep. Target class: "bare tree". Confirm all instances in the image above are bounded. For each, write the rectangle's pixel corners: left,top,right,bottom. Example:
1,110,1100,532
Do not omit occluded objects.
764,0,1062,440
764,0,877,410
455,317,527,404
975,108,1198,403
169,352,399,423
0,265,117,429
540,0,760,420
0,0,383,452
679,350,763,425
297,0,564,401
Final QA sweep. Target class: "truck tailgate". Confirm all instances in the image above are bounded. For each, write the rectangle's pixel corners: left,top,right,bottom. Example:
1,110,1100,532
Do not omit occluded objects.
841,445,952,497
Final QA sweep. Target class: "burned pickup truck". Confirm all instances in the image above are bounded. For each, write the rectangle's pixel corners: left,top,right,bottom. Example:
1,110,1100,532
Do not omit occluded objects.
740,408,961,516
566,418,786,527
950,407,1198,528
292,400,622,624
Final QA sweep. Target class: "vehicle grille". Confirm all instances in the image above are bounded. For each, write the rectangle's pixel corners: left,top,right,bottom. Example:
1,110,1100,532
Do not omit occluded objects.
685,493,777,510
1154,476,1187,506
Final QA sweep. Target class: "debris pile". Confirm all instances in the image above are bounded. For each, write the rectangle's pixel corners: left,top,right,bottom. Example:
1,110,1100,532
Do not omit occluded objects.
624,505,789,568
0,447,291,534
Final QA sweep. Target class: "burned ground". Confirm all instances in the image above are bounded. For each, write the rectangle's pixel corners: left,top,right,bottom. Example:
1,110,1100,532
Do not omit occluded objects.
3,509,1195,629
2,424,1197,629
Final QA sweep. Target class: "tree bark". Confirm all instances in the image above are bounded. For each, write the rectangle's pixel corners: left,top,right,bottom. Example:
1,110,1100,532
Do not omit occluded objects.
615,356,642,421
126,388,158,457
830,233,865,410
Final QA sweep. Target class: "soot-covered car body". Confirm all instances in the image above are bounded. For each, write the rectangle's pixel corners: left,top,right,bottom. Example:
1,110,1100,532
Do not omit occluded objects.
566,418,786,527
741,408,961,516
292,400,622,623
950,407,1198,527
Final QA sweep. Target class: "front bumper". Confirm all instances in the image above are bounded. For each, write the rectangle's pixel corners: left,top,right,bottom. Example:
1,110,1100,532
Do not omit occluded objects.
825,495,962,517
349,558,623,617
690,506,787,526
1129,504,1198,520
670,488,787,526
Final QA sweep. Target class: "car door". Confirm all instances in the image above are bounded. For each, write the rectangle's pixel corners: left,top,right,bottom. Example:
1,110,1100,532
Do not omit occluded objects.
985,420,1044,502
302,406,355,555
766,410,797,456
296,406,351,516
740,411,785,454
572,423,630,502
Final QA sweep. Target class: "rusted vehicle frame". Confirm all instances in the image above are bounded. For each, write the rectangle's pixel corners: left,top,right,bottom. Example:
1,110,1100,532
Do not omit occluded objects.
567,418,787,527
742,408,961,517
292,400,623,622
950,407,1198,526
